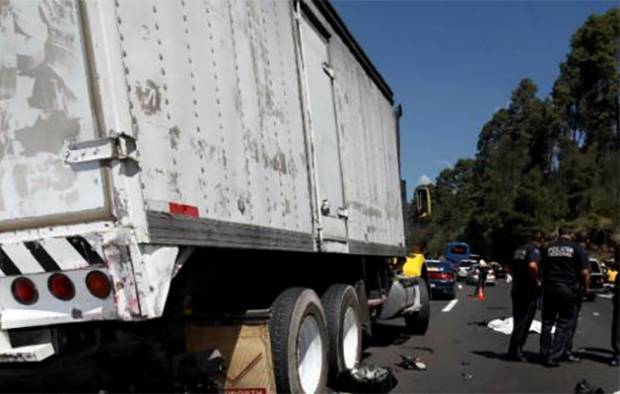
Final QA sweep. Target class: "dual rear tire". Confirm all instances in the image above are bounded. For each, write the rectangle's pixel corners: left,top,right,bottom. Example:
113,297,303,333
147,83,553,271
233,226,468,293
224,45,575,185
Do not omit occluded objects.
269,285,362,393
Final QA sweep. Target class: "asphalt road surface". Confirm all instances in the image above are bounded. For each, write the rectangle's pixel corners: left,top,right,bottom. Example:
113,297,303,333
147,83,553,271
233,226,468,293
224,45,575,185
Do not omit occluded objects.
365,281,620,393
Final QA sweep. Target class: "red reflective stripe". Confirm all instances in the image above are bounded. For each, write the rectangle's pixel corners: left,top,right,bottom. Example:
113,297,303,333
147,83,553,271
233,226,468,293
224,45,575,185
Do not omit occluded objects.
169,202,199,217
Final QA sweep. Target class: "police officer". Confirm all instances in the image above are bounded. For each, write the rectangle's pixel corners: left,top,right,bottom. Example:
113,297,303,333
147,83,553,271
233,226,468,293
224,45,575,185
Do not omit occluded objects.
561,235,591,363
507,232,543,361
540,227,589,367
473,259,489,296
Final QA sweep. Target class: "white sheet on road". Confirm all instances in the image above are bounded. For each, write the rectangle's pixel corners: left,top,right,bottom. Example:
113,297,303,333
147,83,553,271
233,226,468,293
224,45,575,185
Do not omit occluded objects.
487,317,555,335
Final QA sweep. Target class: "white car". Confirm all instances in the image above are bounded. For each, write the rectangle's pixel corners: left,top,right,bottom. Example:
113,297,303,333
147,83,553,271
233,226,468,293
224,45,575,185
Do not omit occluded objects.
466,263,496,286
456,259,476,281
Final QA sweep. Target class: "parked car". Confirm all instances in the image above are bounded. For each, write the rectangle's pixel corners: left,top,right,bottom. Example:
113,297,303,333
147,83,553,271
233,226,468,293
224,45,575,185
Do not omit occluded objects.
456,259,476,281
427,260,456,299
589,258,606,291
466,263,496,286
490,261,506,279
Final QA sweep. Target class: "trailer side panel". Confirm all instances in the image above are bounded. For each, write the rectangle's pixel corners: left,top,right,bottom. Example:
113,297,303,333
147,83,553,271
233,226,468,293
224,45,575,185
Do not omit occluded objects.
115,0,314,244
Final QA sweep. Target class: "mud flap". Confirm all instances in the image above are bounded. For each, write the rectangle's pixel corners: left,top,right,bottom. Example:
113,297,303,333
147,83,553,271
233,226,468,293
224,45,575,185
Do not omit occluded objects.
379,276,418,319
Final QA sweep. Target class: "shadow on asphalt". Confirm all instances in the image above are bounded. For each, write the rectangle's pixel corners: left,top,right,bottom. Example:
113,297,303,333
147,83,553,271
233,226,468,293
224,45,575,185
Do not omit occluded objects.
486,306,509,311
580,347,613,355
368,324,411,347
578,347,615,365
404,346,435,354
472,350,541,364
431,294,456,301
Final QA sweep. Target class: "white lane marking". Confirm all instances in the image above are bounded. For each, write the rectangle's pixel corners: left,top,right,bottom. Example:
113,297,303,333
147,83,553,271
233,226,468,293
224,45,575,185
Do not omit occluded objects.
597,293,613,299
442,299,459,312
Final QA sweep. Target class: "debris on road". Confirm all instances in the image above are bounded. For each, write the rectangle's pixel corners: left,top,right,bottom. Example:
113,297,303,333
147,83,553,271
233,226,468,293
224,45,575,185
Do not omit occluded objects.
399,355,427,371
574,379,604,394
487,317,556,335
334,365,398,393
461,372,473,381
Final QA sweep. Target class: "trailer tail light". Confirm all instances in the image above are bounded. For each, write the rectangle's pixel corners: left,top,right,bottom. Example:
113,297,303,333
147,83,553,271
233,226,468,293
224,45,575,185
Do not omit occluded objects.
11,277,38,305
48,273,75,301
86,271,112,299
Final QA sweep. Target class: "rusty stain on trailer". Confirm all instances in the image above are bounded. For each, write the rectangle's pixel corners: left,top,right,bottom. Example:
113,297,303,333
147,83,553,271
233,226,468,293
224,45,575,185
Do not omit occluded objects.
214,183,231,215
112,187,129,218
0,0,103,220
167,171,181,199
14,112,80,156
287,156,298,178
268,151,287,174
135,80,161,116
237,198,246,215
349,201,383,218
244,132,260,163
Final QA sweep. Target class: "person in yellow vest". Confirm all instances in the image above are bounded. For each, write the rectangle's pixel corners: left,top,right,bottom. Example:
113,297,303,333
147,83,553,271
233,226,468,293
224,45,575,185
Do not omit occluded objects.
403,246,425,278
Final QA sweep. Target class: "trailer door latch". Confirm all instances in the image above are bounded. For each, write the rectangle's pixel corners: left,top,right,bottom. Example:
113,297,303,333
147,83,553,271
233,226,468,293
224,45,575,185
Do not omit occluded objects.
64,133,137,165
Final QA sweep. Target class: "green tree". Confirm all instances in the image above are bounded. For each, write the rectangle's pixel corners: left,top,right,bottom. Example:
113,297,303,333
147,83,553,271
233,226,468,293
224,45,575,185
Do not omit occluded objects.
407,8,619,261
552,7,619,229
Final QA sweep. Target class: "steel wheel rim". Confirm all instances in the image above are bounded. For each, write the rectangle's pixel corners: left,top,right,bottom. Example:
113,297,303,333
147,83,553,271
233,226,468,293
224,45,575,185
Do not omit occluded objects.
342,306,360,369
297,315,323,393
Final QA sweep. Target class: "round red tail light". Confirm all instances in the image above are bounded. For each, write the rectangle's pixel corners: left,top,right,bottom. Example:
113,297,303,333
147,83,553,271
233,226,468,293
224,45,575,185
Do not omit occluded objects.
48,273,75,301
11,277,38,305
86,271,112,299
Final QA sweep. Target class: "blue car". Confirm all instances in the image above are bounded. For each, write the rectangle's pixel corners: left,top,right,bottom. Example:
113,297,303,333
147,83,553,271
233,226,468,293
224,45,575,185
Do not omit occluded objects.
426,259,456,299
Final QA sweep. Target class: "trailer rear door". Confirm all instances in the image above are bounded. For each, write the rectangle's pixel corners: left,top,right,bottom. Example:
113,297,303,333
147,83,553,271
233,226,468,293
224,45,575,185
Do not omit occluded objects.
0,0,109,230
299,13,347,242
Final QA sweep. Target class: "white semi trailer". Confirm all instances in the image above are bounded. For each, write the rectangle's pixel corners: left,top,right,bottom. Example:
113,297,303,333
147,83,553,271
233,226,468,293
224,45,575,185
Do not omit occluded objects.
0,0,429,392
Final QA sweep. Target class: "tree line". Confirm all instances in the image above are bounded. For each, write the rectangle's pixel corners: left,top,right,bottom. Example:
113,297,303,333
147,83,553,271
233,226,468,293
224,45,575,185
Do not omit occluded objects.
409,8,619,263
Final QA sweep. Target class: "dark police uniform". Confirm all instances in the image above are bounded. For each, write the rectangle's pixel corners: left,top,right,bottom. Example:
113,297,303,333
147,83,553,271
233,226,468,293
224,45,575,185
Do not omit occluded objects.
508,242,541,359
540,237,588,364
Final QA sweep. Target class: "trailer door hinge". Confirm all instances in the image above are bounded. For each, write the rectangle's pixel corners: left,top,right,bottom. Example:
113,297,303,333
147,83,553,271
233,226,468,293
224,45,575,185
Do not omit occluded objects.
64,133,137,165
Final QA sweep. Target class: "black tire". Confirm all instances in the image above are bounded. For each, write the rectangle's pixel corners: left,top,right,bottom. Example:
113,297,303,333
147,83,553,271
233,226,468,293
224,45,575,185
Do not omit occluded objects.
321,284,362,379
269,288,328,394
405,277,430,335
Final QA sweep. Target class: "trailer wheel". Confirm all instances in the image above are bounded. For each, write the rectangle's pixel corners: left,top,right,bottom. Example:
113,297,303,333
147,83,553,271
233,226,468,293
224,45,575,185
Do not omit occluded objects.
321,284,362,378
270,288,328,394
405,277,430,335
